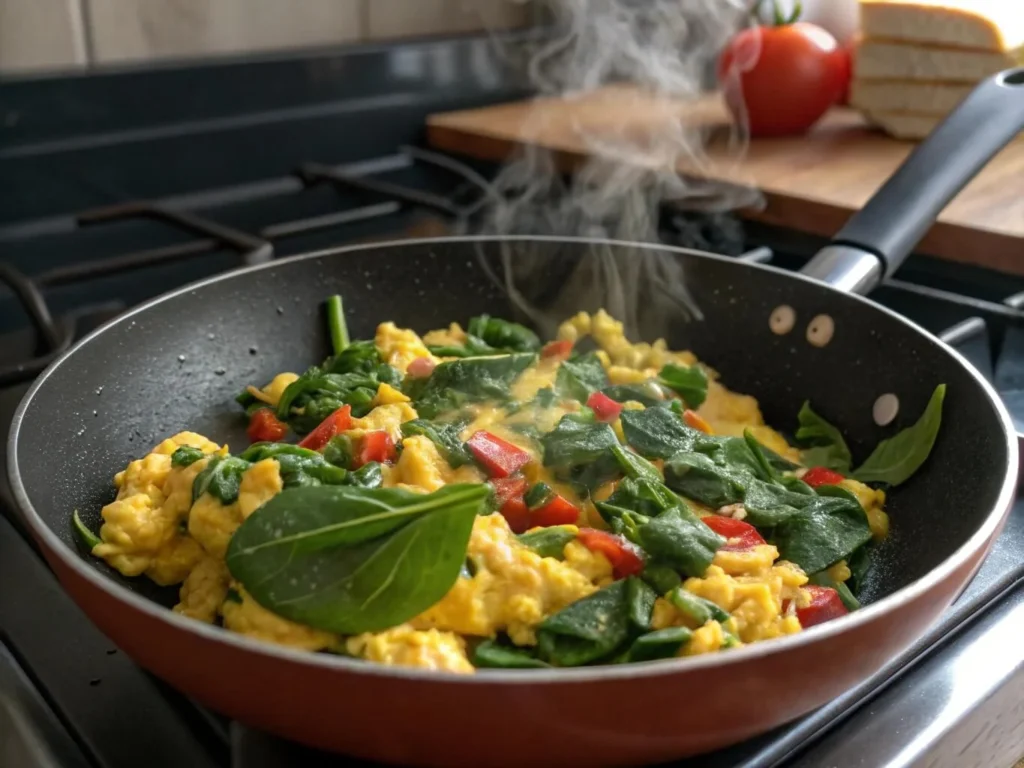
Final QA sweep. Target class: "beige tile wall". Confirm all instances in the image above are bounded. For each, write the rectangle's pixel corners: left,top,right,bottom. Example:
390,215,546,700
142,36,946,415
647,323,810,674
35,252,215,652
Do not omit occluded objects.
0,0,533,74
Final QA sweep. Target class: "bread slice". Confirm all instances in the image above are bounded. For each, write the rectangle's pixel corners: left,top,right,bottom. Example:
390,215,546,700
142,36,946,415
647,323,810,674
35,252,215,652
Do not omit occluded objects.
855,40,1023,82
859,1,1024,53
850,79,973,116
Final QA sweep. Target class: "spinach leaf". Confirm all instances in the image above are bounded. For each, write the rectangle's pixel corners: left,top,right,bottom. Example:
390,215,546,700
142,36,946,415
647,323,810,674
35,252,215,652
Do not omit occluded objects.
610,443,662,482
226,484,489,633
852,384,945,486
193,456,250,504
473,638,549,669
534,387,557,408
663,452,746,509
773,487,872,574
597,477,676,523
467,314,541,353
541,413,621,492
658,363,708,408
667,587,730,625
808,572,861,611
795,401,852,473
400,419,473,468
623,627,692,663
517,526,577,558
555,352,609,402
634,506,724,578
641,561,682,595
524,482,555,510
72,510,101,550
239,443,348,487
601,383,666,407
171,445,204,468
626,576,658,633
322,435,354,469
345,462,383,489
536,577,654,667
846,544,874,595
325,294,349,356
619,407,701,459
427,335,498,359
323,340,388,377
743,429,779,483
406,353,536,419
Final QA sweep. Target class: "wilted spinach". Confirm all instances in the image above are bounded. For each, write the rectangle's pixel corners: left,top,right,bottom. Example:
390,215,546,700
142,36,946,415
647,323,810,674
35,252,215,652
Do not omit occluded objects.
473,638,549,669
467,314,540,353
239,442,348,487
517,526,577,558
657,363,708,408
808,571,861,612
796,401,853,473
622,626,692,662
405,353,535,418
555,352,609,402
601,383,666,407
226,483,490,633
192,455,250,504
400,419,472,468
541,412,621,492
852,384,945,486
171,445,204,468
773,486,872,575
536,577,655,666
619,406,702,459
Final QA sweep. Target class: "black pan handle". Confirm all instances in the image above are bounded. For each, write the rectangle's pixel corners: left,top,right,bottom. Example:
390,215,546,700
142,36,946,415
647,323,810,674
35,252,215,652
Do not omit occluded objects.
802,67,1024,295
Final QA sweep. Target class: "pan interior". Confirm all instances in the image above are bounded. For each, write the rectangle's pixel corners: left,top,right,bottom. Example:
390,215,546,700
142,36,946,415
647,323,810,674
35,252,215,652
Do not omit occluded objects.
11,237,1012,609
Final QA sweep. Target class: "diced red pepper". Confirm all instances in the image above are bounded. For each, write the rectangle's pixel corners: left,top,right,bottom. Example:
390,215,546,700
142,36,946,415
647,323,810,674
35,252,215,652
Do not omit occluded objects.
541,340,573,359
702,515,766,551
586,391,623,422
247,408,288,443
786,585,848,628
407,356,436,378
531,493,580,527
499,496,531,534
803,466,846,488
356,430,396,466
490,476,528,507
683,409,713,434
577,528,645,579
466,431,532,478
298,405,353,451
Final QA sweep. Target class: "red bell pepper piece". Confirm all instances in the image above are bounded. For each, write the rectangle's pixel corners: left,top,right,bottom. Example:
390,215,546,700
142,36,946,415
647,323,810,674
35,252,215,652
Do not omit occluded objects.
490,476,528,507
499,497,531,534
298,405,353,451
466,431,532,478
247,408,288,443
531,493,580,527
683,409,713,434
586,391,623,423
541,340,573,359
407,357,436,378
803,466,845,488
356,430,396,466
702,515,766,551
787,585,848,628
577,528,645,579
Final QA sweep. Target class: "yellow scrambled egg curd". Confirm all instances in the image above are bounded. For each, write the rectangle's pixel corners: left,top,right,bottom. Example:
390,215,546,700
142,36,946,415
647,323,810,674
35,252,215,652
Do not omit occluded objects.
345,402,419,443
841,477,889,540
556,309,697,371
386,435,484,493
410,513,612,646
93,432,223,584
173,554,229,623
245,372,299,408
187,458,283,560
221,586,338,652
375,321,434,374
651,548,807,655
421,322,467,348
346,625,474,674
699,379,800,463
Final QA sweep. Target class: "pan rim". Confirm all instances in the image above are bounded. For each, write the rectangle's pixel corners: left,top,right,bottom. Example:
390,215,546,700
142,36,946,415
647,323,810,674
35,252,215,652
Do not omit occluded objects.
7,234,1020,685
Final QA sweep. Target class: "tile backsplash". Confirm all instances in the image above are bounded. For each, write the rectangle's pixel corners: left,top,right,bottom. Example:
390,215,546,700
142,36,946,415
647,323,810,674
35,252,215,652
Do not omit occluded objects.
0,0,534,74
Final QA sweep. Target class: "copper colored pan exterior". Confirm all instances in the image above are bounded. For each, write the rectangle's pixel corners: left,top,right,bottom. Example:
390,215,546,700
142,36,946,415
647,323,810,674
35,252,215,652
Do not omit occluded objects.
8,234,1019,767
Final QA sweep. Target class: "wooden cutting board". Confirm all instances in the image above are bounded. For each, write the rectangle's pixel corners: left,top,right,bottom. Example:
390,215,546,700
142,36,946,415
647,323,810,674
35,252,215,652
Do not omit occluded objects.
426,87,1024,278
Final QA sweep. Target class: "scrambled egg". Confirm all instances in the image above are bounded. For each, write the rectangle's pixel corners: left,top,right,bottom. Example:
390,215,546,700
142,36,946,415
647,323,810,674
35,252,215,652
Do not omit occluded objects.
89,312,890,674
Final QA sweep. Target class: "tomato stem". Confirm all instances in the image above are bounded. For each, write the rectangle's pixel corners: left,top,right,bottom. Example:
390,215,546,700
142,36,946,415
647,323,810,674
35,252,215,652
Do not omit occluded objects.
754,0,802,26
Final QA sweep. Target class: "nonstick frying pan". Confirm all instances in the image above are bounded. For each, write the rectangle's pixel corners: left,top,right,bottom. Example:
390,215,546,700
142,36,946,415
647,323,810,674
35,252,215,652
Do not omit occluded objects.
8,70,1024,767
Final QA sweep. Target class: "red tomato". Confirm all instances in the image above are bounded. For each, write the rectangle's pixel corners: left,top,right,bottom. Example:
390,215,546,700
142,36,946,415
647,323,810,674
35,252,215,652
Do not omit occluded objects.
803,466,845,488
718,22,850,137
702,515,766,551
541,340,573,359
247,408,288,443
788,585,848,628
682,409,713,434
407,357,436,378
500,497,531,534
586,391,623,423
466,431,532,478
490,476,528,507
531,494,580,527
577,528,645,579
298,405,352,451
356,430,396,466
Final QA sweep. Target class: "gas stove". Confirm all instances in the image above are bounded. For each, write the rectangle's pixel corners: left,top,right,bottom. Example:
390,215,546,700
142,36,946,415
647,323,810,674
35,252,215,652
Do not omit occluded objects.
2,34,1023,768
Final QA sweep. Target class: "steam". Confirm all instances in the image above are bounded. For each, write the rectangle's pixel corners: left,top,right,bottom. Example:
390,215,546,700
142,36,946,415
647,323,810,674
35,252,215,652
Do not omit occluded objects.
459,0,764,340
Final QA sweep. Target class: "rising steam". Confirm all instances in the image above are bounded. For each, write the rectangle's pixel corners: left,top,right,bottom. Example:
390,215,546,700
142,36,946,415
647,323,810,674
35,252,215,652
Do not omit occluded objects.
460,0,763,341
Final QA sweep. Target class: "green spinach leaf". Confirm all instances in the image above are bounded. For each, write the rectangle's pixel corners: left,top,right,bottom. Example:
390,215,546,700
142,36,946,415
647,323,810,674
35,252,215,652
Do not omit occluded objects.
72,510,101,550
467,315,540,353
611,443,662,482
634,506,724,578
796,401,853,473
555,352,609,402
641,561,682,595
239,443,349,487
516,525,577,558
400,419,473,468
226,484,489,633
601,383,666,407
808,572,861,611
541,413,621,492
325,294,349,356
405,353,536,419
773,487,872,574
619,407,701,459
171,445,204,468
852,384,945,486
344,462,383,489
623,627,692,663
473,638,549,669
663,452,746,508
658,363,708,408
846,544,874,595
193,456,250,504
667,587,730,625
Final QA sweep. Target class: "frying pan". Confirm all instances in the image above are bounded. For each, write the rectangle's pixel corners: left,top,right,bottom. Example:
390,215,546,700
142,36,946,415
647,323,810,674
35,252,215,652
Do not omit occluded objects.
7,69,1024,767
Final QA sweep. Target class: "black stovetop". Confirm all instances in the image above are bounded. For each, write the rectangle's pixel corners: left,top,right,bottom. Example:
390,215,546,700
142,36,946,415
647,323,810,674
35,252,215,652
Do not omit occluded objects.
2,33,1024,768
